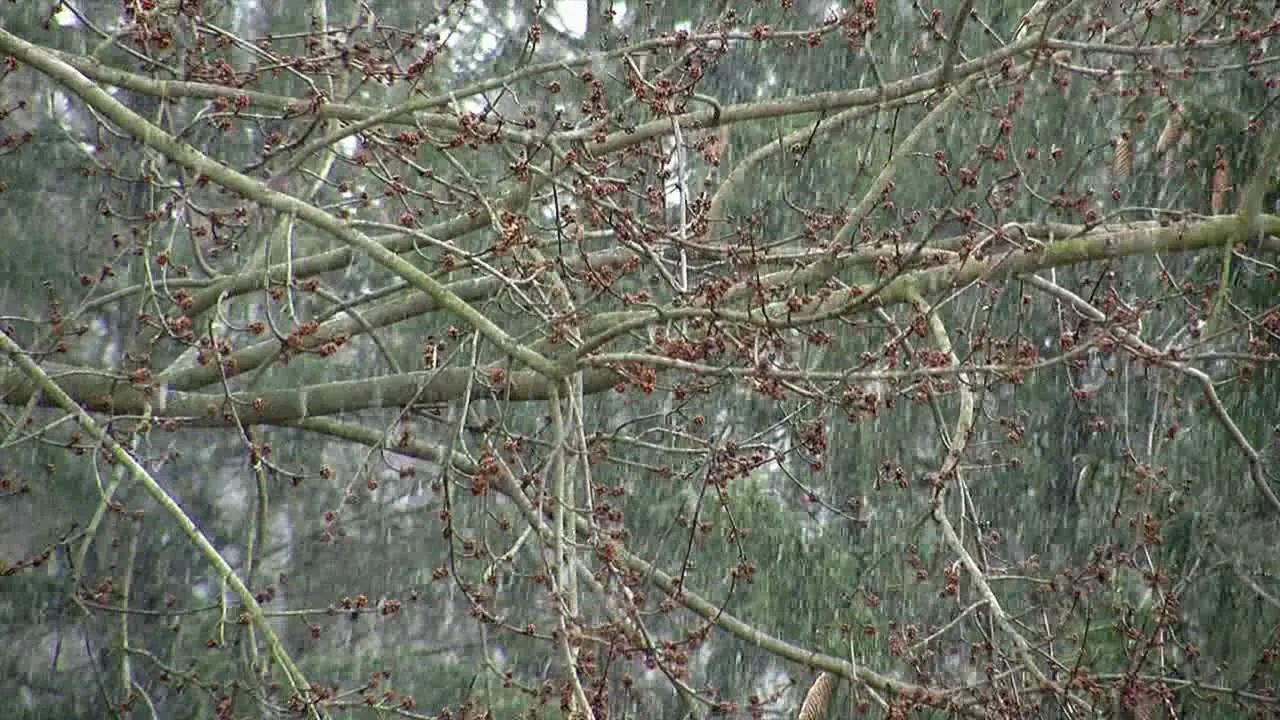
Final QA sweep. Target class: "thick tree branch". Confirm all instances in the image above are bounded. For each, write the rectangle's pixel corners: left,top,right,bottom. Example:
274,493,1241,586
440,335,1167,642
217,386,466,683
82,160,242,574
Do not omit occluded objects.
0,364,625,424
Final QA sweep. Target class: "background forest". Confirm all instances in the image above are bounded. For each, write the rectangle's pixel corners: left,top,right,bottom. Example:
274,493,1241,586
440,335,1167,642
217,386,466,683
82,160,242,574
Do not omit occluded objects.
2,0,1280,718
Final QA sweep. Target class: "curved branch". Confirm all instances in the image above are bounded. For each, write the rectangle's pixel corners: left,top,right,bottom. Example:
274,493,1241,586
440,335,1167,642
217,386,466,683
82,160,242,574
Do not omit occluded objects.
0,28,560,379
1027,274,1280,517
0,330,324,719
483,438,996,718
